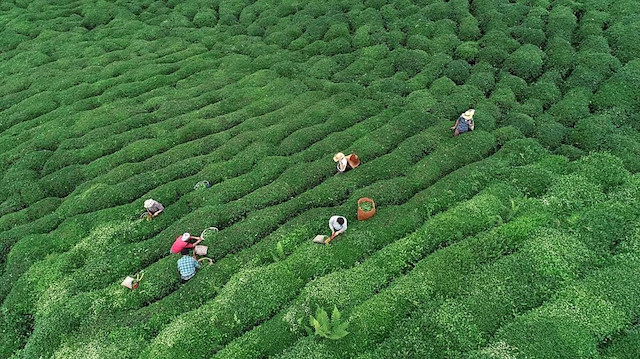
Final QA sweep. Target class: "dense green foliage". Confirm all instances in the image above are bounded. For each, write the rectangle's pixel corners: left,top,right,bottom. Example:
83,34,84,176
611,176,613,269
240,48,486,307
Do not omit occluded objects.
0,0,638,358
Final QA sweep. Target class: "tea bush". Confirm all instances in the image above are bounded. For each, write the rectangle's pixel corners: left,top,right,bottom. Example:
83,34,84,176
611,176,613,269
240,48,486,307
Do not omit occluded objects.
472,254,640,359
1,0,639,357
504,44,545,82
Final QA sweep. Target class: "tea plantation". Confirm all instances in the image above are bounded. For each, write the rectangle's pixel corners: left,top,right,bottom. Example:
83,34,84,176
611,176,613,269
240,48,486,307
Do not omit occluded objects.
1,0,639,358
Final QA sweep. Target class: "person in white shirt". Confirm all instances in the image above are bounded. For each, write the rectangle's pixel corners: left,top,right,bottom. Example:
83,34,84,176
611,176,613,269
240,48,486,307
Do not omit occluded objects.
326,215,348,244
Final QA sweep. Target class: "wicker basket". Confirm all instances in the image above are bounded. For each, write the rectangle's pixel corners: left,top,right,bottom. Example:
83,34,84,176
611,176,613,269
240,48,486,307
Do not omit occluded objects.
357,197,376,220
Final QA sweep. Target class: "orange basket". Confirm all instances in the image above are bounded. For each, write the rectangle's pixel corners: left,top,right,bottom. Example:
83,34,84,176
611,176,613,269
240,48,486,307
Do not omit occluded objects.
357,197,376,221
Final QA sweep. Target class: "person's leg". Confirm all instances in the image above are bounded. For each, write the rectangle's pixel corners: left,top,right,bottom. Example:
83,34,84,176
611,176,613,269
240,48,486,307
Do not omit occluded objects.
454,129,460,137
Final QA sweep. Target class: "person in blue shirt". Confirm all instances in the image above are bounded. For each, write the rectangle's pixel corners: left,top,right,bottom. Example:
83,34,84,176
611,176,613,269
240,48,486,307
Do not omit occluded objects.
451,109,475,136
177,248,200,283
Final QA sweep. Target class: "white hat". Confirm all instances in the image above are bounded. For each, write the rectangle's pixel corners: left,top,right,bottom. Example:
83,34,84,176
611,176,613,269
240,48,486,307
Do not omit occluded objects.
333,152,345,162
461,109,475,120
144,199,155,209
181,233,191,241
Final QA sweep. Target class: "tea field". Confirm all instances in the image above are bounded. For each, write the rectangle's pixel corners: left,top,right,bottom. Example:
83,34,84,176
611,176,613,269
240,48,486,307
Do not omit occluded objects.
1,0,639,358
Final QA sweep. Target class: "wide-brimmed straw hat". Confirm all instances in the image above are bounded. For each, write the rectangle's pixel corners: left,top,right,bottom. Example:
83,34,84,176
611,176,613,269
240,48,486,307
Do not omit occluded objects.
461,109,475,120
333,152,345,162
144,199,155,209
181,233,191,241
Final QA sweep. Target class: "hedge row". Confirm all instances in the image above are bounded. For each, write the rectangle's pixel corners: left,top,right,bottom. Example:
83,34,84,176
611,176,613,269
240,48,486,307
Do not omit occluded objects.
601,324,640,359
356,226,603,359
17,129,490,358
141,186,512,359
0,96,410,304
215,195,555,359
471,252,640,359
5,109,470,358
142,139,546,358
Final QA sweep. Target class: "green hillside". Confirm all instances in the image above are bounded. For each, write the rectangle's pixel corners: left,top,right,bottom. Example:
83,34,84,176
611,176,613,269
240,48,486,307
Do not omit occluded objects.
0,0,638,358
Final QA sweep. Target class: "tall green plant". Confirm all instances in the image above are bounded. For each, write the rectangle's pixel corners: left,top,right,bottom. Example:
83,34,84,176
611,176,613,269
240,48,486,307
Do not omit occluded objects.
307,306,349,340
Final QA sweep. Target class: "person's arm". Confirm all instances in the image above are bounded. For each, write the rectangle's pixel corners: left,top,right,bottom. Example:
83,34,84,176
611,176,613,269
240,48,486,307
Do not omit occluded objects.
151,208,163,217
191,236,203,245
193,257,200,268
451,118,459,130
185,242,196,249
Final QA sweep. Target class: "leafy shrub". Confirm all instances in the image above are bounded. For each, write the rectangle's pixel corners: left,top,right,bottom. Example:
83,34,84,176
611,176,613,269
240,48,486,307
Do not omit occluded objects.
566,51,622,92
554,144,584,161
480,29,521,53
543,173,605,216
466,71,495,95
569,114,616,151
579,35,611,54
193,9,218,28
574,152,630,191
39,165,86,198
535,121,566,149
391,48,429,77
546,5,577,40
548,87,591,127
504,112,535,137
510,23,546,47
489,88,517,112
308,306,349,340
492,126,524,147
607,133,640,173
606,16,640,63
425,1,451,21
496,72,528,101
454,41,479,62
352,25,374,48
545,36,575,75
324,23,350,41
81,1,115,29
576,10,608,41
504,44,545,81
475,256,640,359
528,79,561,109
445,59,471,84
459,15,481,41
429,33,462,55
406,53,451,91
405,90,436,113
593,60,640,113
494,138,547,167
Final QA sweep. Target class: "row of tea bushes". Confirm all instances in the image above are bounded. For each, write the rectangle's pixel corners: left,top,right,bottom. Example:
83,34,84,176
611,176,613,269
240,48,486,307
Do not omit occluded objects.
5,116,470,356
601,324,640,359
141,140,548,358
471,251,640,359
355,227,604,359
140,187,512,359
215,194,554,359
18,145,490,358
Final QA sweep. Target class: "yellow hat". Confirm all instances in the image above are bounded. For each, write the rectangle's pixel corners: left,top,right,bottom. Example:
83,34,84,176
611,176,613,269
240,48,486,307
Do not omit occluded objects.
461,109,475,120
333,152,345,162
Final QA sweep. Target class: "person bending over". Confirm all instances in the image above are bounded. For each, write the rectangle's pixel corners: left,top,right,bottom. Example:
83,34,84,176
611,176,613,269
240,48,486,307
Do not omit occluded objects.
451,109,475,137
170,232,203,254
177,248,200,283
144,198,164,218
333,152,360,173
326,215,348,244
